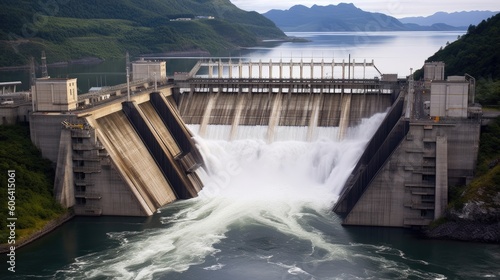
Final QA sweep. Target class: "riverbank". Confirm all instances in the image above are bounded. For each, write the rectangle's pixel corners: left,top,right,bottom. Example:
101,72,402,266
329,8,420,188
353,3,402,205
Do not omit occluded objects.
425,199,500,243
140,50,211,58
0,212,74,253
0,125,68,253
261,36,310,43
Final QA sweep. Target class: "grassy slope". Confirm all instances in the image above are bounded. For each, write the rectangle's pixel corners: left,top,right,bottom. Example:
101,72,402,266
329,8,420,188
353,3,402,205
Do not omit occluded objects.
0,125,66,244
448,117,500,213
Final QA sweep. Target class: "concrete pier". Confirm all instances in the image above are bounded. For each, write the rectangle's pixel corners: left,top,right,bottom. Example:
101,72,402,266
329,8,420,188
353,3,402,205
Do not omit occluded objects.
336,119,480,227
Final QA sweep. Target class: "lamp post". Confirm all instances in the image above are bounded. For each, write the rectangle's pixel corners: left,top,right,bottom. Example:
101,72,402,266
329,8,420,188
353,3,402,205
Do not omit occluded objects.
126,66,130,101
153,72,157,92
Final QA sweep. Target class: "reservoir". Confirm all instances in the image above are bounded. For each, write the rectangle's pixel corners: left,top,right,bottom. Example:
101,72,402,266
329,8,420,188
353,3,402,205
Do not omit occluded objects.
3,31,464,91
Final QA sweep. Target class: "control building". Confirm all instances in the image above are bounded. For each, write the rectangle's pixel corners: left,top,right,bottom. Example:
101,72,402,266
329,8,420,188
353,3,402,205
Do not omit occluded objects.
132,59,167,82
430,76,471,118
32,77,78,112
424,61,445,89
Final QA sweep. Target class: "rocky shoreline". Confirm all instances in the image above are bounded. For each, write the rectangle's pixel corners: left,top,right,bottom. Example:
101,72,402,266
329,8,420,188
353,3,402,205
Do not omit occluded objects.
424,200,500,243
425,221,500,243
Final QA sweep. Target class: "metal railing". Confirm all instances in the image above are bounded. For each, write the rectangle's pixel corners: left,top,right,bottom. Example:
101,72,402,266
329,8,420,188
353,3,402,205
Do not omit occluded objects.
77,77,168,101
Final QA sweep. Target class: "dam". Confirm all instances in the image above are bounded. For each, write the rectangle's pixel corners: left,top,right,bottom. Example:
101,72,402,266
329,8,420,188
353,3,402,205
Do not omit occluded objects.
25,58,481,228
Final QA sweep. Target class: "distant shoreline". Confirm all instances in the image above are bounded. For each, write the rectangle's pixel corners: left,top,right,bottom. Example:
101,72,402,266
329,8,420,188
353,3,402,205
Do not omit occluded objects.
263,36,310,43
0,51,215,71
140,50,211,58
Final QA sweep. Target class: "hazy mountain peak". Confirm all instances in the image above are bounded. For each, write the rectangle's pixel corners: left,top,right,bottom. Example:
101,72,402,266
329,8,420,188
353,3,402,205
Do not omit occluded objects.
288,5,309,11
399,10,498,27
337,3,357,8
263,3,461,32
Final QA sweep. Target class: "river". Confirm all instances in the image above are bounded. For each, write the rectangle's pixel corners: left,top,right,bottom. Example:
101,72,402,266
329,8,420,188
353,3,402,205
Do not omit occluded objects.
2,31,500,279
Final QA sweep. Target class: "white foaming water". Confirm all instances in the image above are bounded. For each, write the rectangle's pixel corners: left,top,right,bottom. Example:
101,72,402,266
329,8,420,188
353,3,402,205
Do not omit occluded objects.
189,124,342,142
60,113,389,280
196,114,386,202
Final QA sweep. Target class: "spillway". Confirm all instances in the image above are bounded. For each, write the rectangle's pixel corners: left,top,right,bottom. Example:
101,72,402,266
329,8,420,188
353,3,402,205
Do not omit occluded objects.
178,91,392,142
32,70,401,218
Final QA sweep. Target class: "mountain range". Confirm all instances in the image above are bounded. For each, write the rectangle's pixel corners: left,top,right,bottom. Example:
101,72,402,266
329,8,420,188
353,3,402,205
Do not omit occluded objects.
399,11,499,28
263,3,496,32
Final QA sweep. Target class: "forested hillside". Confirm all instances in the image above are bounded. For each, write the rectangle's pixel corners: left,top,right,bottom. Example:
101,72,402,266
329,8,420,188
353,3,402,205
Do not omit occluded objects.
0,125,66,243
0,0,286,67
415,13,500,105
425,14,500,79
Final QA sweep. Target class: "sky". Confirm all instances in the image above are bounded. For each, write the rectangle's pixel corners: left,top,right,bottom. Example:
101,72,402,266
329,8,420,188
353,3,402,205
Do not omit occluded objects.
229,0,499,18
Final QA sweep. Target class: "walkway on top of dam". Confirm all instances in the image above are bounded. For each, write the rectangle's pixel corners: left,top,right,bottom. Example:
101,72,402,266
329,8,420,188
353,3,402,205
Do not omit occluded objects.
175,58,403,97
176,57,388,80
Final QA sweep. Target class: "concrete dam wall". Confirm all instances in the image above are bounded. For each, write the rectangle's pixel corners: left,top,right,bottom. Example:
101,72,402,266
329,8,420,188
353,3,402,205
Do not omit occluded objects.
334,97,408,216
94,110,177,215
334,88,481,227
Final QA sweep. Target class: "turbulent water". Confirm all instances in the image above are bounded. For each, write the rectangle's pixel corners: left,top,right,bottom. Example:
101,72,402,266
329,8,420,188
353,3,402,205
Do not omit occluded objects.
50,114,382,279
